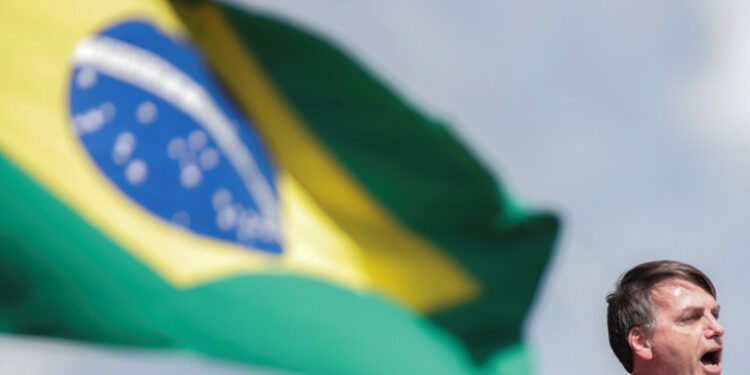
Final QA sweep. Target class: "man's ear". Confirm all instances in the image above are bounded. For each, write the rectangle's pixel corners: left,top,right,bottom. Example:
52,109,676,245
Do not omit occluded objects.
628,326,653,361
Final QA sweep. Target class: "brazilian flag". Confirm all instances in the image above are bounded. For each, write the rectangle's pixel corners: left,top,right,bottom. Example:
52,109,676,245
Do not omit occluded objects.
0,1,559,374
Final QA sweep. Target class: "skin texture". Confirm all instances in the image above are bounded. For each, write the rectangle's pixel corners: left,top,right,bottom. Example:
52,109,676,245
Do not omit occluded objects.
630,278,724,375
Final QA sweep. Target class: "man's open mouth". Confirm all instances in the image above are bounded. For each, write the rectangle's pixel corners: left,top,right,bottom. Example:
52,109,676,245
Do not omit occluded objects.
700,348,722,371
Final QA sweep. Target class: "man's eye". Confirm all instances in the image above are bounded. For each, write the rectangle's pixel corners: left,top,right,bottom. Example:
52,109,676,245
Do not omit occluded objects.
682,315,700,322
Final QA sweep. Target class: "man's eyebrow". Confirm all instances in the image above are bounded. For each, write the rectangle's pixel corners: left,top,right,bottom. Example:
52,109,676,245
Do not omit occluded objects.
678,304,721,316
678,306,703,316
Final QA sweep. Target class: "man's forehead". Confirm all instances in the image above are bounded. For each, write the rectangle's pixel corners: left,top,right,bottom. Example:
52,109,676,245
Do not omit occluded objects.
650,277,716,307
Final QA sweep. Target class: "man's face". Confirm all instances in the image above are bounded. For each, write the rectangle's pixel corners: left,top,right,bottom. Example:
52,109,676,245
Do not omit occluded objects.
648,278,724,374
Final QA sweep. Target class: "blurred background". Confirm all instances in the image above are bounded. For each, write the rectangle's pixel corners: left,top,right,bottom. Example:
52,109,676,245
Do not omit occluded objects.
2,1,747,373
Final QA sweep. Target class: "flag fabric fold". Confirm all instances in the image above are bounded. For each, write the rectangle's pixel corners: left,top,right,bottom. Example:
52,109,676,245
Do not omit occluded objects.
172,0,560,364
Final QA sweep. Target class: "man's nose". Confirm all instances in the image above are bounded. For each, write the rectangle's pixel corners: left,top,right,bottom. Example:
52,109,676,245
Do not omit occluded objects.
705,316,725,339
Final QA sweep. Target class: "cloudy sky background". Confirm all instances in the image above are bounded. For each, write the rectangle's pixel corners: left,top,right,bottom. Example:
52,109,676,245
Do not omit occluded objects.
3,1,750,374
